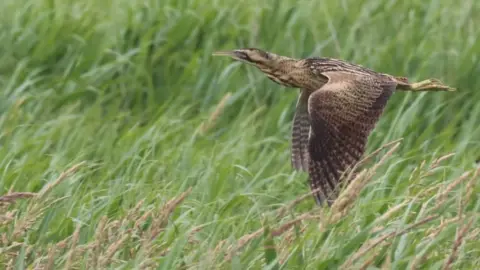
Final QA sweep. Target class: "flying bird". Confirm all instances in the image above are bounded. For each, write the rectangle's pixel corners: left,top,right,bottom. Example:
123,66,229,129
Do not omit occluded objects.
213,48,455,206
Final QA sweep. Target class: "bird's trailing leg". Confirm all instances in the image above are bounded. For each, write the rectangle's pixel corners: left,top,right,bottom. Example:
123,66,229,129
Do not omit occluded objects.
395,78,456,92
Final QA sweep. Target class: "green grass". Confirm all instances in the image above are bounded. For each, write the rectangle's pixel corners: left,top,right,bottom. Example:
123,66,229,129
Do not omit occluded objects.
0,0,479,269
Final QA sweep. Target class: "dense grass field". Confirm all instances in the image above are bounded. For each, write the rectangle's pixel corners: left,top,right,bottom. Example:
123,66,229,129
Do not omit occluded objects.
1,0,479,269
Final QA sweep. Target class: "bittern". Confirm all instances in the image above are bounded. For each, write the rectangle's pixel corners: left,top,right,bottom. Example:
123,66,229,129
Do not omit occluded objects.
213,48,455,206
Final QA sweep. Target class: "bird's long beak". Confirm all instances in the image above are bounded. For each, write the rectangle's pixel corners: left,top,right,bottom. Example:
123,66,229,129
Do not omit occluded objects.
212,50,248,62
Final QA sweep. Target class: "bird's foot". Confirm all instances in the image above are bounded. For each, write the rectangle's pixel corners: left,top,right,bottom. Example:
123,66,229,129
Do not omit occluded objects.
406,78,456,92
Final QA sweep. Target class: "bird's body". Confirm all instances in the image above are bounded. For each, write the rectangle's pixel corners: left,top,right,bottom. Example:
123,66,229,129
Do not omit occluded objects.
213,48,455,206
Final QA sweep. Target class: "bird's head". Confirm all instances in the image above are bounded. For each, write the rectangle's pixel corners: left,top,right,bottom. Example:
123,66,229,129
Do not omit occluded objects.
212,48,278,69
213,48,300,88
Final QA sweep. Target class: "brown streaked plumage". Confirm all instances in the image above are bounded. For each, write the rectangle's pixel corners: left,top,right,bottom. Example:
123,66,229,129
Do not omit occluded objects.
213,48,455,206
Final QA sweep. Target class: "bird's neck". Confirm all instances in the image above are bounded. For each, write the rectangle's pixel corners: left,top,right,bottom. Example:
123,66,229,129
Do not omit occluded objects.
257,59,301,88
258,59,324,90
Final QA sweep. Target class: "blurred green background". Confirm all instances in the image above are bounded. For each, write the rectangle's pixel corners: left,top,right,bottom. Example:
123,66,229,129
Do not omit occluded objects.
0,0,479,269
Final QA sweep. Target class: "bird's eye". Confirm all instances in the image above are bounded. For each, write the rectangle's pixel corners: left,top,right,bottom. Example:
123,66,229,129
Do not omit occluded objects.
233,51,250,61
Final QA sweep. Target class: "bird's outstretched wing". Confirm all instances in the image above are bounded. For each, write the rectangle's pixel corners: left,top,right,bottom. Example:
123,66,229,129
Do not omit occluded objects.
291,89,311,171
307,71,396,206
